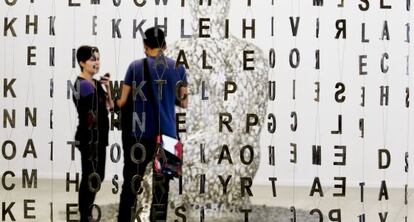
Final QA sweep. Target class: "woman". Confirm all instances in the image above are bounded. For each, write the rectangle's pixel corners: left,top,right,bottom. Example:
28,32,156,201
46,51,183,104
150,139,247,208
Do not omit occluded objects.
72,45,113,221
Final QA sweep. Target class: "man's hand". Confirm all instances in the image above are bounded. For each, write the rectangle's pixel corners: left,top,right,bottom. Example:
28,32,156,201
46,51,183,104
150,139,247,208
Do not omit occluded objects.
176,81,188,108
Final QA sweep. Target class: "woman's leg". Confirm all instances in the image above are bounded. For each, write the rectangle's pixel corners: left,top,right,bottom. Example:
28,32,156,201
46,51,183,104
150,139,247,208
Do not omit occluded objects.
78,145,96,222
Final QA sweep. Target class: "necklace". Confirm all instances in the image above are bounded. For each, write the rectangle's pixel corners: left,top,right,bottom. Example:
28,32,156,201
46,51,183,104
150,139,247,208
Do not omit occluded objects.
79,73,96,88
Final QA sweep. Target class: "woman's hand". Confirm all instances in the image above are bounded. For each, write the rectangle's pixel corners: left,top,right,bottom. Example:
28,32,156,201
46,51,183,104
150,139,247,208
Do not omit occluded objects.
100,73,110,90
100,73,114,111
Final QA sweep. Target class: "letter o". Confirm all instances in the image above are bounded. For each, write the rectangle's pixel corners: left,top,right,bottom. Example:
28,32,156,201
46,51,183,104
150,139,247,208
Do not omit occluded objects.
240,145,254,165
130,143,146,164
2,140,16,160
134,0,146,6
88,204,102,221
88,172,102,193
5,0,17,6
113,0,121,6
110,143,121,163
289,48,300,68
269,48,276,68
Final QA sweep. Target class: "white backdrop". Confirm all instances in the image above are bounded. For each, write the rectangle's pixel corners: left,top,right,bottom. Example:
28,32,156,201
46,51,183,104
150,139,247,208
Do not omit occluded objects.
0,0,413,192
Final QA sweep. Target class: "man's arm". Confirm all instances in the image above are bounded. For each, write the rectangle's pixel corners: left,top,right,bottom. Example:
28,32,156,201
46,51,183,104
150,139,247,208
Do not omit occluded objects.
100,74,114,110
116,84,131,108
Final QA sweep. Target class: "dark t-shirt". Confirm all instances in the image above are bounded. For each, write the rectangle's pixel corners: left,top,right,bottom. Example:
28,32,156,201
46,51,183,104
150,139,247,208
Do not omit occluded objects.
124,55,187,139
73,76,109,147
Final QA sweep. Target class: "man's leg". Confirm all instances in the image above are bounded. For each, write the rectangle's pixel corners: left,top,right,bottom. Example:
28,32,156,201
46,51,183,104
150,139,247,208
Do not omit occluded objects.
118,137,155,222
118,135,138,222
149,170,170,221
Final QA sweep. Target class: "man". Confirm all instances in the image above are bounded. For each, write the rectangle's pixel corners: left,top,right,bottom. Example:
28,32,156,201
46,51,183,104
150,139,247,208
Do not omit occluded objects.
116,27,188,222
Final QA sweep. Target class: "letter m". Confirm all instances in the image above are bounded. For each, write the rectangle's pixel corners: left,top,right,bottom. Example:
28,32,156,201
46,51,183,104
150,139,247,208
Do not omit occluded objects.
155,0,168,5
22,169,37,188
313,0,323,6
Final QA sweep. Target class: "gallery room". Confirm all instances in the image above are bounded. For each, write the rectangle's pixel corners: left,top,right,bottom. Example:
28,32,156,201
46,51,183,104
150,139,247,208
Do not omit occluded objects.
0,0,413,221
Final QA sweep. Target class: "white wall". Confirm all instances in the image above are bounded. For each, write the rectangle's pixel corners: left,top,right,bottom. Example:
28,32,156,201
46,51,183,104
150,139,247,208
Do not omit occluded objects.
0,0,413,189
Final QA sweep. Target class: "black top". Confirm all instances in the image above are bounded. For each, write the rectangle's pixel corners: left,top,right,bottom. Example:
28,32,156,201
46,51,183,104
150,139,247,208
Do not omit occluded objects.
73,76,109,147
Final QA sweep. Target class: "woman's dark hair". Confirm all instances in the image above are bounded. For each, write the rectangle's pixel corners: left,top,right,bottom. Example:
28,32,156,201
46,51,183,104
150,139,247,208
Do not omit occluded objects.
143,27,166,49
76,45,97,71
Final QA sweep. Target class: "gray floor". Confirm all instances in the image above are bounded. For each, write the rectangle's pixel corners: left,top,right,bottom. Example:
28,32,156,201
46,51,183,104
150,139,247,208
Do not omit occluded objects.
0,178,412,221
